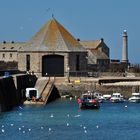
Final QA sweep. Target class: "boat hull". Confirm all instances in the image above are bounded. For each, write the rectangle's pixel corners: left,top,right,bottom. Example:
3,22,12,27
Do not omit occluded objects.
79,102,100,109
129,99,140,103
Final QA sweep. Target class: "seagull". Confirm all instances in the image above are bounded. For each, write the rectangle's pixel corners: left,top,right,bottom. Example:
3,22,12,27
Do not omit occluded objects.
84,130,87,133
50,114,54,118
1,129,5,133
10,124,14,126
41,126,44,130
19,106,23,110
19,113,22,116
1,125,4,128
96,125,99,128
66,123,69,127
74,114,81,118
83,126,86,129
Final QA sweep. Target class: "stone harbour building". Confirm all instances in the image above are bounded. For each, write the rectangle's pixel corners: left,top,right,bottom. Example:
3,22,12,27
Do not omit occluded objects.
0,18,110,77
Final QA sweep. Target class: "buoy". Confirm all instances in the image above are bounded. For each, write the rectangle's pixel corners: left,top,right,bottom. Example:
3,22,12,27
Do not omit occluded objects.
50,114,54,118
49,128,51,131
66,123,69,126
125,105,128,108
70,97,72,100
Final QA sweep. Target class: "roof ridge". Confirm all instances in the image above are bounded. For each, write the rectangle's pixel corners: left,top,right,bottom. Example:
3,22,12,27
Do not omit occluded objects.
41,20,53,50
54,19,83,48
54,19,70,51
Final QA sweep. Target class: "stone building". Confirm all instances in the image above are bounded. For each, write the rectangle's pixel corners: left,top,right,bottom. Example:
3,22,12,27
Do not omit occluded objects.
0,18,110,76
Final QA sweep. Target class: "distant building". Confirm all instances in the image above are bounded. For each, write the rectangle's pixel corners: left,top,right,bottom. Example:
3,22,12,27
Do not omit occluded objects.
0,18,110,76
80,38,110,69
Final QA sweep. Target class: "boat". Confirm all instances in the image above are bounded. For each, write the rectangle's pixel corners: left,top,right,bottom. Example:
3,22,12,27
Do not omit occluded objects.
110,93,124,103
94,92,105,103
103,94,111,100
25,88,40,101
77,91,100,109
128,93,140,103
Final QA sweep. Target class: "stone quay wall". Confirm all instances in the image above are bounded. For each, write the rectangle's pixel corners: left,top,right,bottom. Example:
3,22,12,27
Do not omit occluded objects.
0,74,37,112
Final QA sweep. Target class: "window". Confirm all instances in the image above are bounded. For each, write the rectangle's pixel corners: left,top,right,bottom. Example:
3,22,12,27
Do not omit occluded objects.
26,55,30,71
10,53,12,58
76,55,80,71
2,53,5,58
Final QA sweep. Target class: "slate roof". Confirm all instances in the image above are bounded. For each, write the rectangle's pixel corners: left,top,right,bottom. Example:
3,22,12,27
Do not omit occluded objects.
80,39,110,64
19,19,86,52
80,40,102,49
0,42,25,52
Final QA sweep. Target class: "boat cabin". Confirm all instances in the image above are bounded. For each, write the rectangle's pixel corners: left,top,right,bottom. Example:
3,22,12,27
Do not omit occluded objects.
25,88,40,101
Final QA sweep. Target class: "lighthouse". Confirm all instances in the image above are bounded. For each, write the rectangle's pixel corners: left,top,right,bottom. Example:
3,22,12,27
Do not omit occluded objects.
122,30,128,63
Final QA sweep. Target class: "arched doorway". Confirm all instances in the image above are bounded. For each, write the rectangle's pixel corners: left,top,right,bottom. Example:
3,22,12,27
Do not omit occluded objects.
42,55,64,76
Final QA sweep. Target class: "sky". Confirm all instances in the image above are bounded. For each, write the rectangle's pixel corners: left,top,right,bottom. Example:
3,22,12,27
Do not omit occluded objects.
0,0,139,63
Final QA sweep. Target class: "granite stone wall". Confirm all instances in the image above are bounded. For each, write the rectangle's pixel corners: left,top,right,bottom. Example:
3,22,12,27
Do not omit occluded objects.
0,74,37,112
18,52,87,77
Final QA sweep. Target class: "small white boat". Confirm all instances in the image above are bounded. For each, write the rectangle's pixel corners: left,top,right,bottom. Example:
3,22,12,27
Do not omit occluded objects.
25,88,40,101
128,93,140,103
103,94,111,100
110,93,124,103
94,92,105,103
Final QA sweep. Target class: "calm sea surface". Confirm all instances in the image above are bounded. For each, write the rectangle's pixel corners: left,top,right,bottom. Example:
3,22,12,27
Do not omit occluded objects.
0,99,140,140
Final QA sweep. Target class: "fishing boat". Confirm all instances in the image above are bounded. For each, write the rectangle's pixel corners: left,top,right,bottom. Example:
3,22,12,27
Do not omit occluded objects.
128,93,140,103
103,94,111,100
110,93,124,103
77,91,100,109
94,92,105,103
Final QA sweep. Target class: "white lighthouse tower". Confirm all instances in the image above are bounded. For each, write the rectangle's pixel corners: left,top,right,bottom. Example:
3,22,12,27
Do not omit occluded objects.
122,30,129,63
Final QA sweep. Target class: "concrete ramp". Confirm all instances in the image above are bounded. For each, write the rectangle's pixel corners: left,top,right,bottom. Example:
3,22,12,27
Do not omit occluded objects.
24,77,55,105
35,77,49,96
41,77,55,104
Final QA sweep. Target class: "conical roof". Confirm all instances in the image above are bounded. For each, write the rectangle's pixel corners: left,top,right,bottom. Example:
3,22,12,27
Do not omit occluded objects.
20,19,86,52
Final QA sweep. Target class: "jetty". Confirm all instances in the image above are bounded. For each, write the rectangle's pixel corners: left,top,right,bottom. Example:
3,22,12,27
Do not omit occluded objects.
24,77,55,105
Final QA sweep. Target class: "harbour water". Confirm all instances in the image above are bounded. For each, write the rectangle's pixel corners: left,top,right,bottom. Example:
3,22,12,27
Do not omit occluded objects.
1,99,140,140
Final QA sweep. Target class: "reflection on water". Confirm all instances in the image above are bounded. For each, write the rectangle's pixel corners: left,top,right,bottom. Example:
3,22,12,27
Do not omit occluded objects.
0,99,140,140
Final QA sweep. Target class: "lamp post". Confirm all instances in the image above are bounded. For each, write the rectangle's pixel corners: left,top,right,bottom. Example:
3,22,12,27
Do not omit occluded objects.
67,66,70,83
